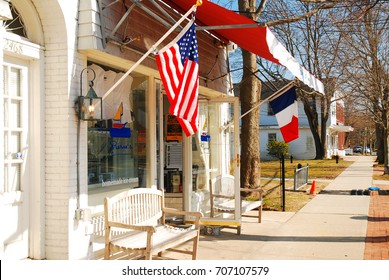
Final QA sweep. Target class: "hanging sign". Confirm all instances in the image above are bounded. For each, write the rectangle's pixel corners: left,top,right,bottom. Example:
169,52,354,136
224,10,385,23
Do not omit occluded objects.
201,131,210,142
166,115,182,141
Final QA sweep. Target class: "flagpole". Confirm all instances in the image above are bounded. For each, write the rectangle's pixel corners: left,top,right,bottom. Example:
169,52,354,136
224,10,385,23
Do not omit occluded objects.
101,3,200,101
221,80,296,131
266,80,297,102
240,80,296,119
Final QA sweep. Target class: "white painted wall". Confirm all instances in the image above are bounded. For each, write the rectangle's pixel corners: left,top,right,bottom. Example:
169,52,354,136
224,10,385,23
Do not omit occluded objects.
260,98,317,160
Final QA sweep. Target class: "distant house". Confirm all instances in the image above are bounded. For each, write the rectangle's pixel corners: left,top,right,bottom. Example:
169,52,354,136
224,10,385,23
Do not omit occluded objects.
326,95,354,158
258,80,353,160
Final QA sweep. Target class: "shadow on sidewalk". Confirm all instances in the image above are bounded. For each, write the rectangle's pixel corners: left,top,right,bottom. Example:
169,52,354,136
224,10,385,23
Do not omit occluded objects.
200,233,366,243
367,216,389,222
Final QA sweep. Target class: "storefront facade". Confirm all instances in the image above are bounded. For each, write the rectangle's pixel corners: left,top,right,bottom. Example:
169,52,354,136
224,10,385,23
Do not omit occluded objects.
1,0,239,260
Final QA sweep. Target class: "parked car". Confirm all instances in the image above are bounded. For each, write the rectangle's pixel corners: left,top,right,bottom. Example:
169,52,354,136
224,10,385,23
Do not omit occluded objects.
353,146,371,154
345,148,353,155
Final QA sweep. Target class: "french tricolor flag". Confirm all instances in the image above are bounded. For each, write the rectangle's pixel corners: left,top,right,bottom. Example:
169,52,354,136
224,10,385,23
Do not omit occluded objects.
269,86,299,143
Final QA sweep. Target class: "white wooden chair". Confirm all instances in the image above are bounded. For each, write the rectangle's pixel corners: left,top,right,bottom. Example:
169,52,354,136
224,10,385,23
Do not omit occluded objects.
209,174,263,235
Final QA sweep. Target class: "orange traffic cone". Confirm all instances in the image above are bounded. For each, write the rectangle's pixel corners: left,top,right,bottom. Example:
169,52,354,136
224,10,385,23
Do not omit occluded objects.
309,180,316,195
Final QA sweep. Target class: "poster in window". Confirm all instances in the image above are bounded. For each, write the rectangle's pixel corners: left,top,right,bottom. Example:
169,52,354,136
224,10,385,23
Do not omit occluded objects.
166,142,182,170
166,115,182,141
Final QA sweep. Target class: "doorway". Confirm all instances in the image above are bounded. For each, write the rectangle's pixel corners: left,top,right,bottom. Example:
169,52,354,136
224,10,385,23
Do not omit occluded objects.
156,82,240,222
1,58,30,259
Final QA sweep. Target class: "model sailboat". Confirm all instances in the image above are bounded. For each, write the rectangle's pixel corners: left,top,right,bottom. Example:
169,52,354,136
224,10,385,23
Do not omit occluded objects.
110,102,131,138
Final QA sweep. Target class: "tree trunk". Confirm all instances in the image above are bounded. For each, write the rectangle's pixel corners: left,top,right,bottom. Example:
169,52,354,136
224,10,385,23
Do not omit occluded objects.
238,0,261,191
383,111,389,174
239,50,261,190
376,123,385,164
384,134,389,175
320,97,328,159
380,111,389,174
301,94,325,159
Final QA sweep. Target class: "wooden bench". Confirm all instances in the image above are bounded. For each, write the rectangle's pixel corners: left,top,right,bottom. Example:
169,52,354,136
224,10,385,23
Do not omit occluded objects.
104,188,202,260
209,174,262,235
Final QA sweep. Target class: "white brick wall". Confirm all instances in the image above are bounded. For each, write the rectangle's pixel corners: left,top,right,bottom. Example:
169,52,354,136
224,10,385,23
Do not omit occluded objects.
29,0,88,260
1,0,102,260
0,26,5,195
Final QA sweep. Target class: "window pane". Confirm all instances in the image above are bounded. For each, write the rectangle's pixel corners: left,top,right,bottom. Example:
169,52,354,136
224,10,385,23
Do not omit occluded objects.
4,4,28,38
10,164,21,192
4,134,8,160
10,132,21,155
88,130,137,186
10,100,21,128
268,133,277,143
3,166,8,192
9,67,21,97
87,76,147,191
3,65,7,94
3,99,8,127
132,88,147,188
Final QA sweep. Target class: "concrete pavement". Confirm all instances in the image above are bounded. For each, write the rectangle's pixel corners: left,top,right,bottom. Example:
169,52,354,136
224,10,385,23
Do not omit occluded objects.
167,156,379,260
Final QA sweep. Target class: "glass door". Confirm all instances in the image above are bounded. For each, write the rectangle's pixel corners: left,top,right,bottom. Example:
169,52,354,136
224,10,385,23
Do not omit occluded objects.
156,82,240,224
158,89,184,193
190,97,241,226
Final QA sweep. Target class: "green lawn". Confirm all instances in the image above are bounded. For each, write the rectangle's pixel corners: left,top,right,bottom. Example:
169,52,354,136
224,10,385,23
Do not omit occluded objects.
259,158,353,211
260,158,353,180
373,164,389,181
259,158,389,212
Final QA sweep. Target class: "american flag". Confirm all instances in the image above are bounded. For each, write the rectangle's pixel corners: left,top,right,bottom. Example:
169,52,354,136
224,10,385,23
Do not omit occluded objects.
156,19,199,136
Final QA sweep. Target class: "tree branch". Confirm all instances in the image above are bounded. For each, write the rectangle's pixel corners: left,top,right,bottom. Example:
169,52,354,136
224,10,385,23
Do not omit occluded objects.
300,0,340,3
255,0,268,15
266,3,336,27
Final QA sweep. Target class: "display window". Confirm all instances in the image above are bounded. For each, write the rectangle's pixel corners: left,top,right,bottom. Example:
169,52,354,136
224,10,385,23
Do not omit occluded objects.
87,64,148,206
87,73,241,226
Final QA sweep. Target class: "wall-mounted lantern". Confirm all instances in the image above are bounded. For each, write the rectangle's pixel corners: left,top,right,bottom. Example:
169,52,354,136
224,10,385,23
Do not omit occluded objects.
76,67,102,121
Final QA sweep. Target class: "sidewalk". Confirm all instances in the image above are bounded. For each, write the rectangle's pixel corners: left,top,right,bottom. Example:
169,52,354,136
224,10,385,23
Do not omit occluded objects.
364,191,389,259
166,156,389,260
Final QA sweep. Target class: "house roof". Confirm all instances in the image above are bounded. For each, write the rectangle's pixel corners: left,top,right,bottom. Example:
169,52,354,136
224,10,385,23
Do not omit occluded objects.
329,124,354,133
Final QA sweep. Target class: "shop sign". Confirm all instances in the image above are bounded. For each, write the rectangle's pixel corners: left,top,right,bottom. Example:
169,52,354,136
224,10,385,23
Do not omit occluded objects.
166,115,182,141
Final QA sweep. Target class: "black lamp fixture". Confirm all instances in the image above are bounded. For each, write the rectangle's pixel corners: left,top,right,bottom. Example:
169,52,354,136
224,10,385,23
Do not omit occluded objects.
75,67,103,216
76,67,102,121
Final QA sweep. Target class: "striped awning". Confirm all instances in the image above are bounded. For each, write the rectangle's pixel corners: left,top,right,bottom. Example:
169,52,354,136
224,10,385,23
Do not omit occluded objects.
161,0,325,94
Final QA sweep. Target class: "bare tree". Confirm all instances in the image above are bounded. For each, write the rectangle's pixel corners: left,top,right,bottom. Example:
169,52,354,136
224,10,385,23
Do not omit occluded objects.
335,0,389,173
257,1,366,160
236,0,388,189
237,0,339,189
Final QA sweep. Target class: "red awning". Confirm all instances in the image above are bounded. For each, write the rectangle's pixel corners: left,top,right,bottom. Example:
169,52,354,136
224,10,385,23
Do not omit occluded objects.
161,0,324,94
163,0,279,64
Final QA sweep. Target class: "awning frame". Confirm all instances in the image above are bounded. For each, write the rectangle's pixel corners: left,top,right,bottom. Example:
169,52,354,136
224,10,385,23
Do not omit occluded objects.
196,23,265,31
99,0,191,47
98,0,324,94
160,0,325,94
